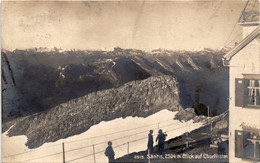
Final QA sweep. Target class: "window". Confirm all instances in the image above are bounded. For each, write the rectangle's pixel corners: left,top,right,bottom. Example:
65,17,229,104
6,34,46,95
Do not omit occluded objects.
235,75,260,108
235,130,260,161
247,79,260,106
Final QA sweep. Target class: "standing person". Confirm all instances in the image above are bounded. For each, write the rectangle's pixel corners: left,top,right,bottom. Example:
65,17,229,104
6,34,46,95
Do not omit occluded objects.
105,141,115,163
156,129,167,152
147,130,154,153
217,138,226,155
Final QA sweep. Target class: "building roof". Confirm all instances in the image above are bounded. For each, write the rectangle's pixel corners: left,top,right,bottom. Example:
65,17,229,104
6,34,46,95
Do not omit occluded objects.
239,0,259,25
223,26,260,61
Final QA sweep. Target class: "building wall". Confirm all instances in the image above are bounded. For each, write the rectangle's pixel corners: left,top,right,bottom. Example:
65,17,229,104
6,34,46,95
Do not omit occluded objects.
229,36,260,163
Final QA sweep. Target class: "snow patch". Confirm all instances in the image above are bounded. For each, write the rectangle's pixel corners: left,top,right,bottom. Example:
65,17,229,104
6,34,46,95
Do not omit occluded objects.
111,62,116,67
59,72,65,79
187,57,200,70
176,58,185,69
2,109,203,163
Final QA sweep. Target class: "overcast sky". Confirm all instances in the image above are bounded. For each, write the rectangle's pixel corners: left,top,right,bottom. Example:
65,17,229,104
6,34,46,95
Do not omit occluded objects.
2,0,246,51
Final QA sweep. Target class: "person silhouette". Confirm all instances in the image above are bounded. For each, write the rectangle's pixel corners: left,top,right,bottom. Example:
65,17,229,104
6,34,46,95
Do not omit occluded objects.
217,138,227,155
105,141,115,163
156,129,167,152
147,130,154,153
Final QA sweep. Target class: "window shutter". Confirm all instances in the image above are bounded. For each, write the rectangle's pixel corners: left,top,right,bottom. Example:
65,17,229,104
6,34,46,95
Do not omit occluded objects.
235,130,244,158
256,142,260,159
235,78,244,107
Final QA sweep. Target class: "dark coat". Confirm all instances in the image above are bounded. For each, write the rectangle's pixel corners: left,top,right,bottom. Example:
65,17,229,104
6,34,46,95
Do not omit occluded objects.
156,133,167,145
156,132,167,152
147,133,154,149
105,146,115,162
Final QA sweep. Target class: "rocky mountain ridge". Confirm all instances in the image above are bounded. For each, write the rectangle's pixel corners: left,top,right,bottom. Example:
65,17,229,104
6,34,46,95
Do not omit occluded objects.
7,75,182,148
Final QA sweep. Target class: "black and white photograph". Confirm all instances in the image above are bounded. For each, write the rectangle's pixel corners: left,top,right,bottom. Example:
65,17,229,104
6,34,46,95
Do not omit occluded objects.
1,0,259,162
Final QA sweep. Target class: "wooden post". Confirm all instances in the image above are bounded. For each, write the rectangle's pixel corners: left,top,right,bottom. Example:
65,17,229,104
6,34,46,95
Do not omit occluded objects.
93,144,96,163
254,141,256,159
127,142,129,155
186,122,188,148
208,106,213,143
148,149,151,163
208,106,210,131
208,106,210,120
62,142,65,163
211,119,213,136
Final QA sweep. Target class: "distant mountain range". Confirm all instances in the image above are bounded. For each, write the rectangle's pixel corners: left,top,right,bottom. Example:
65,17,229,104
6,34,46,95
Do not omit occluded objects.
2,48,228,122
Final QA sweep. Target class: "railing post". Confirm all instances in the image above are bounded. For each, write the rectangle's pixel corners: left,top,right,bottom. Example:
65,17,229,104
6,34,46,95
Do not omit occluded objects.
93,144,96,163
210,118,212,135
208,106,213,143
208,106,210,119
62,142,65,163
207,106,210,127
148,149,151,163
127,142,129,155
186,122,189,148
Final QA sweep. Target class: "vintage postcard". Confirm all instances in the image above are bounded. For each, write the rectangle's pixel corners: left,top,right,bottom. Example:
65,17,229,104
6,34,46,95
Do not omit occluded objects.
1,0,259,163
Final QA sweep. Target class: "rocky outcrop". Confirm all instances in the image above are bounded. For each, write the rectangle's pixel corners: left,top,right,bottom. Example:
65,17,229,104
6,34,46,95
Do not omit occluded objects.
1,52,27,122
174,107,208,123
7,75,182,148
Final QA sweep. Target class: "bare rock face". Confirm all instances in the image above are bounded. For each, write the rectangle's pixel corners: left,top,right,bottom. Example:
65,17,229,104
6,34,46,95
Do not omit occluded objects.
174,107,208,123
8,75,182,148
